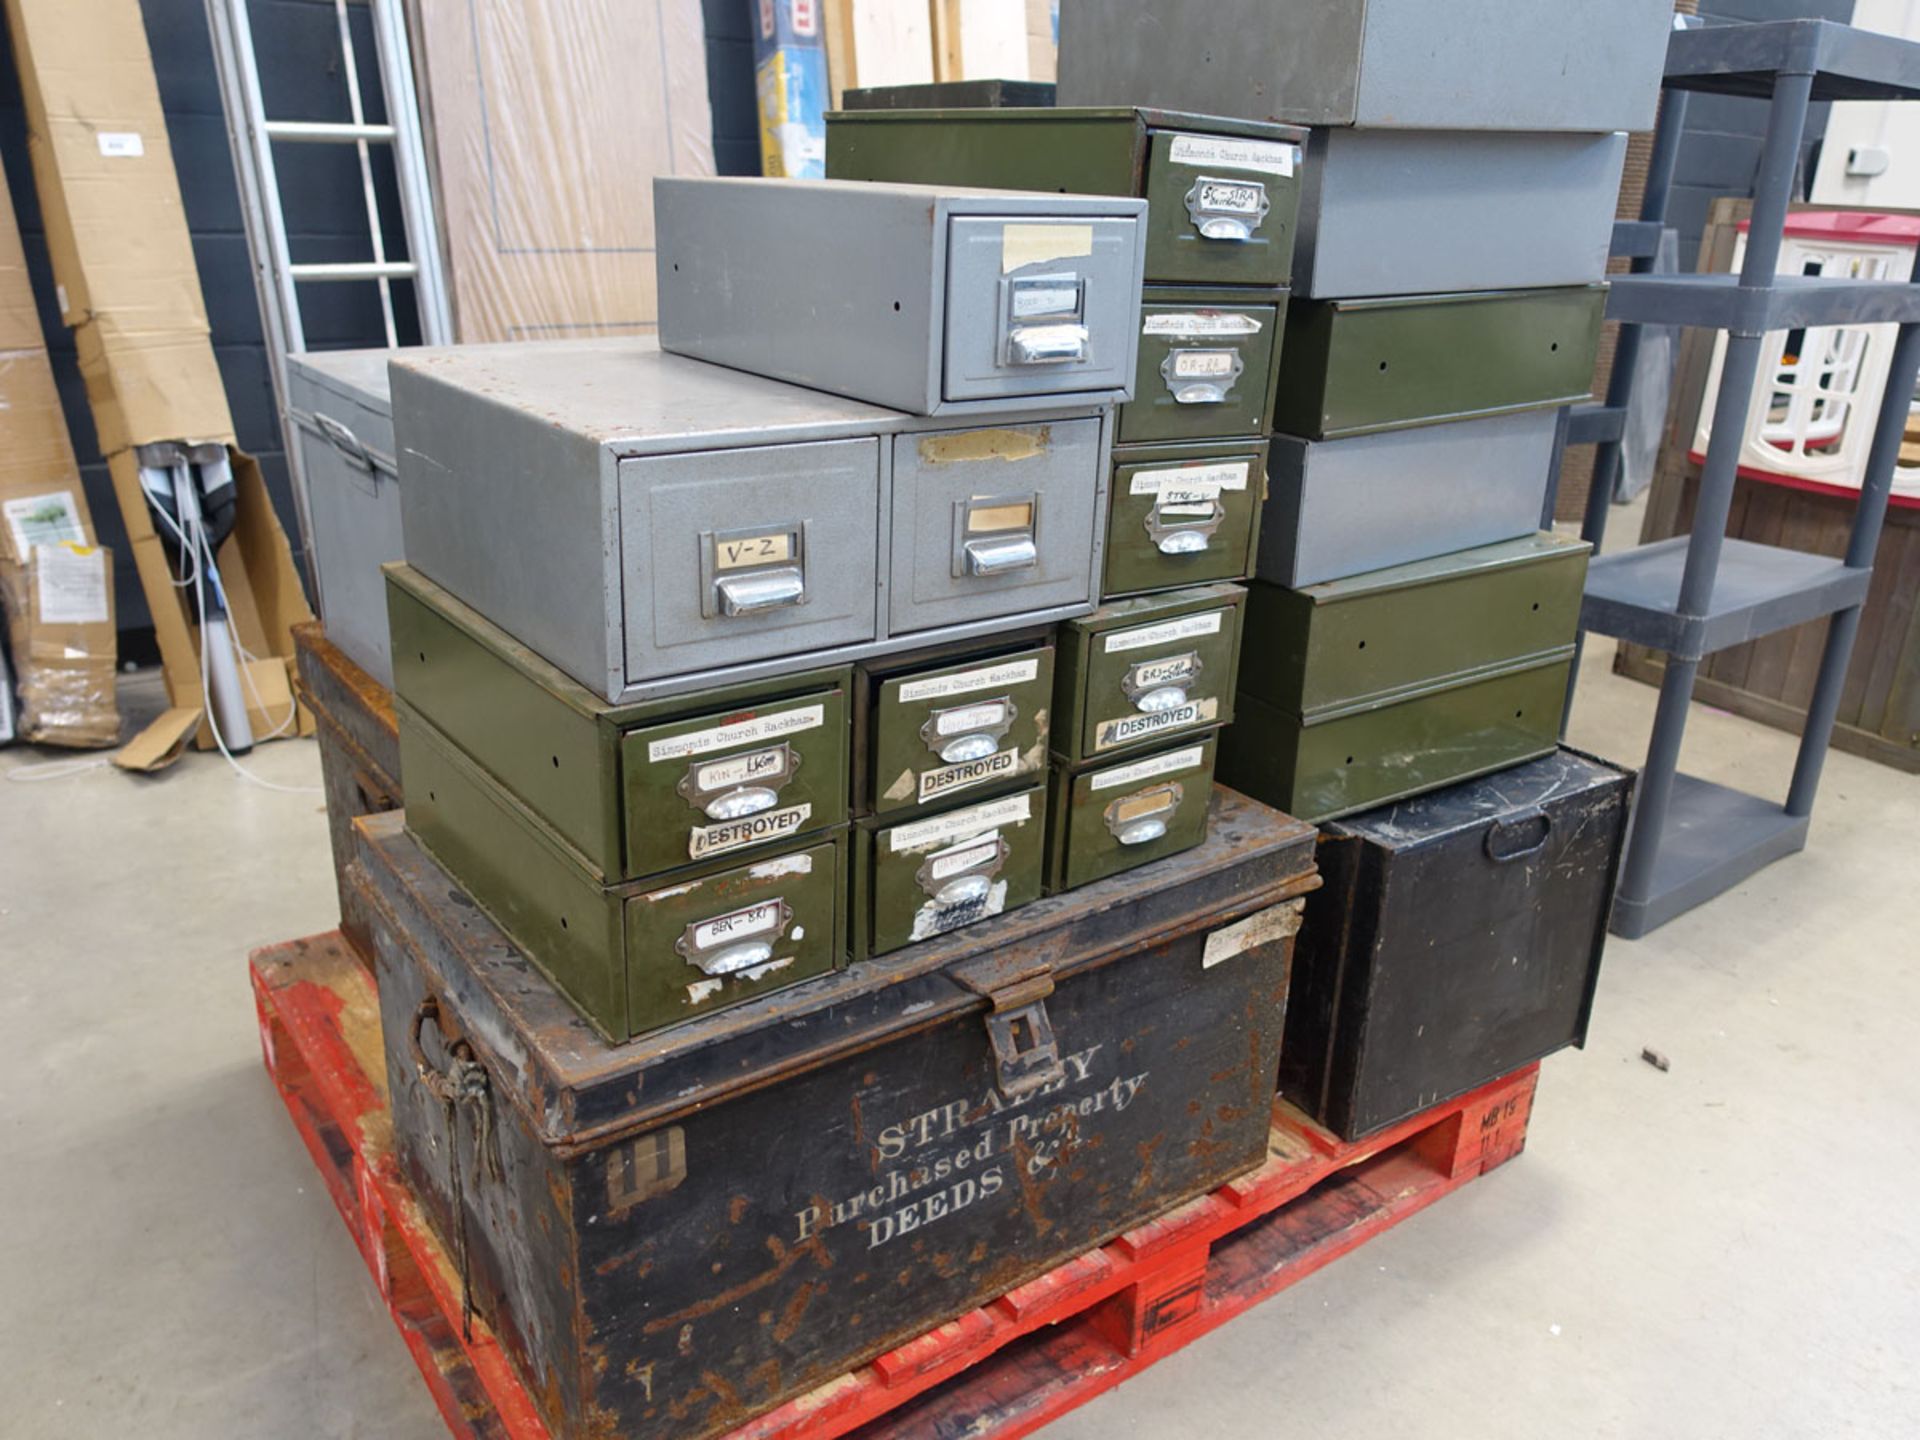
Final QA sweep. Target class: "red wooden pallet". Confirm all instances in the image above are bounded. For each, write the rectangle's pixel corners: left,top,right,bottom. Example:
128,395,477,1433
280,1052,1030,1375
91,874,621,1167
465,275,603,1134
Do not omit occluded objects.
253,930,1539,1440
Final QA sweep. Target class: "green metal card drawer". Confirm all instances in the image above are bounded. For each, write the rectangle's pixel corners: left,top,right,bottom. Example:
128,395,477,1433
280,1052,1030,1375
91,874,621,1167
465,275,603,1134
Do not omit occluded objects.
856,638,1055,817
389,565,851,884
1045,732,1219,894
1122,290,1284,445
853,783,1049,958
1218,655,1571,824
1238,533,1590,719
1104,439,1267,599
398,702,846,1042
1054,583,1246,766
824,107,1305,288
1272,285,1605,440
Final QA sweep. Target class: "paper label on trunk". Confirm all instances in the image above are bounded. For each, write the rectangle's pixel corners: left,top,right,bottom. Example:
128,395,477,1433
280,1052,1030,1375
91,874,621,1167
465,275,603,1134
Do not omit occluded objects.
1089,744,1206,792
1094,699,1218,752
1202,900,1304,969
1128,462,1249,498
1103,610,1226,654
97,132,145,159
897,658,1039,703
928,835,1002,881
4,491,87,562
648,704,825,763
687,803,813,860
1169,134,1297,177
917,747,1020,804
35,543,109,625
1143,312,1261,337
890,792,1032,852
691,899,785,952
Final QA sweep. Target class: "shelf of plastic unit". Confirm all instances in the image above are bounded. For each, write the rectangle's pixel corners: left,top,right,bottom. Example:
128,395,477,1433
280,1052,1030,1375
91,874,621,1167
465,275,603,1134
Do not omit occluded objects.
1610,774,1810,938
1664,19,1920,102
1605,273,1920,335
1611,220,1667,262
1564,402,1626,447
1580,536,1871,660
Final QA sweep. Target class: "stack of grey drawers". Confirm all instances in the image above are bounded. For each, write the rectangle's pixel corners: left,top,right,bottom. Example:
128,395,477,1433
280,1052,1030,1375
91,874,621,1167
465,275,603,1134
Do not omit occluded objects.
1058,0,1676,822
378,177,1188,1042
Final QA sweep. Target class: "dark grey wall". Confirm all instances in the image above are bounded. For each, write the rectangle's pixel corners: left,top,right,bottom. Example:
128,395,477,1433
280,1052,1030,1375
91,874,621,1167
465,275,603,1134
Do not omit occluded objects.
1668,0,1858,268
0,0,757,660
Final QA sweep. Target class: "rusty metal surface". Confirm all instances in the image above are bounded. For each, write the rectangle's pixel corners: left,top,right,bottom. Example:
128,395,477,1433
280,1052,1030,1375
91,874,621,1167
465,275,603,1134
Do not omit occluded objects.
293,620,401,783
362,791,1315,1440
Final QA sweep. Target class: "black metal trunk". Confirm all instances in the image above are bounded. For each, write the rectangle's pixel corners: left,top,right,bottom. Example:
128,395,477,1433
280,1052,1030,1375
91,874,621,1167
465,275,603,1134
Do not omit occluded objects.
1281,747,1633,1141
356,789,1316,1440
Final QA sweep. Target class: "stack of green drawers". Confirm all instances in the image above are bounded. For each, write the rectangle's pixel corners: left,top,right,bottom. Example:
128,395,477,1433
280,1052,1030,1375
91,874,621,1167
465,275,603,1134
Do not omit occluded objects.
827,105,1304,881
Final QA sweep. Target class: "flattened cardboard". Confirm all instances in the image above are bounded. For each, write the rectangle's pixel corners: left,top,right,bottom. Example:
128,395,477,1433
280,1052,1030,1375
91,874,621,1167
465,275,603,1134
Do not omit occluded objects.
112,702,200,772
410,0,715,340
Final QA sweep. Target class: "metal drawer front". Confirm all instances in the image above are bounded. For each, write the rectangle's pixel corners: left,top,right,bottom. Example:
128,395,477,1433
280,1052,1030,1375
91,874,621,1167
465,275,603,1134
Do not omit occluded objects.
1058,586,1245,765
1122,295,1283,444
866,643,1055,816
1144,130,1301,288
1284,746,1632,1140
625,839,845,1038
620,439,880,684
888,421,1103,634
858,783,1048,957
620,688,849,877
1047,732,1217,893
1257,414,1554,589
942,215,1142,403
1219,657,1571,824
1104,440,1265,599
1240,534,1590,719
1274,287,1605,440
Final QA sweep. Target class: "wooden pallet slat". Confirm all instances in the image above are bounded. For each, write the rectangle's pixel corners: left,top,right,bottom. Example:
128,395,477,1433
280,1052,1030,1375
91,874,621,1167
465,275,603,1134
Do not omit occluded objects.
252,931,1540,1440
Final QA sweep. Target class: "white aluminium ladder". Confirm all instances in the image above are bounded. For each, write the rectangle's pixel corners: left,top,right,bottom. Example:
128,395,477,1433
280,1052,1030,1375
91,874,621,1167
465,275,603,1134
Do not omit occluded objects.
203,0,453,566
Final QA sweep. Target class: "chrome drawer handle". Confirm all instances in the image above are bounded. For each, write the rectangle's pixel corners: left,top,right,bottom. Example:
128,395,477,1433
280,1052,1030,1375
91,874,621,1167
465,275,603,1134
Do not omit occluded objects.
1008,323,1089,366
692,941,774,977
964,534,1039,575
1116,817,1170,845
1133,685,1189,713
715,567,805,615
933,874,993,909
704,786,778,821
1105,782,1183,845
1161,347,1244,405
1185,176,1270,244
1157,530,1212,555
938,732,999,764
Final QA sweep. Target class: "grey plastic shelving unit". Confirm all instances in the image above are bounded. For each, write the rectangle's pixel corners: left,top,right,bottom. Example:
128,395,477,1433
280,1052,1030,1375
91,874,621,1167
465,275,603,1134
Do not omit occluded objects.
1567,18,1920,939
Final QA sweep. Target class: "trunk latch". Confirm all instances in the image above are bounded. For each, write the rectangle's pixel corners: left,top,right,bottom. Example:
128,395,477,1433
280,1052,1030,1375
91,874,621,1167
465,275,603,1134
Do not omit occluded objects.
954,955,1065,1101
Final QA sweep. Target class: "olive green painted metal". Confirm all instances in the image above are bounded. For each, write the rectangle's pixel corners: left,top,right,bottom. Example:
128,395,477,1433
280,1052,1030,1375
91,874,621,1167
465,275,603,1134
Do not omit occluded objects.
398,702,848,1042
1237,533,1591,719
1123,289,1285,444
388,565,851,884
856,638,1056,818
1045,731,1219,894
1103,439,1267,599
1272,285,1606,440
1218,656,1572,824
1054,583,1246,767
824,107,1306,288
853,782,1050,958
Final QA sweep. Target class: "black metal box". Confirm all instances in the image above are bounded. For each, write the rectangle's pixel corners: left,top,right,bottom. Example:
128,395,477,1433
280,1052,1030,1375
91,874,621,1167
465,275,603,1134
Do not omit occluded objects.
1281,747,1631,1141
358,790,1315,1440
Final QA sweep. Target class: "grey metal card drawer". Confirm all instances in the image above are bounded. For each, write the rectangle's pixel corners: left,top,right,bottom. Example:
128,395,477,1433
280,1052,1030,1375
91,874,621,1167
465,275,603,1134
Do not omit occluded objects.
288,348,399,685
1258,413,1556,589
619,439,881,683
887,419,1104,634
656,177,1147,416
1293,129,1626,301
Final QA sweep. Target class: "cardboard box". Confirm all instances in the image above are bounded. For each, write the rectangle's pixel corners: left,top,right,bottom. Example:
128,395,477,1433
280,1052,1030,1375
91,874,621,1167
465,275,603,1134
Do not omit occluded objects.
409,0,715,340
8,541,118,748
7,0,309,761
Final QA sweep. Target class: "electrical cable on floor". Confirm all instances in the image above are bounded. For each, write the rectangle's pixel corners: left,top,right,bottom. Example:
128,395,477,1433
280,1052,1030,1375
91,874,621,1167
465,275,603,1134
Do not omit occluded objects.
4,757,112,782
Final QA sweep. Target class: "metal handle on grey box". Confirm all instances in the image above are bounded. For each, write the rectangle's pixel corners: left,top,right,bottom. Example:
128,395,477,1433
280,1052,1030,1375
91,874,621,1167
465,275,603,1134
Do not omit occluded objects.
313,411,373,472
964,534,1039,575
1007,323,1089,366
715,567,806,616
1485,810,1553,863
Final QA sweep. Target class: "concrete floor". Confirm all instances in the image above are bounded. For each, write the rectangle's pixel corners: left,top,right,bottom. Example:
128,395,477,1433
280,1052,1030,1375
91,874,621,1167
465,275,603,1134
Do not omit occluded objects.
3,616,1918,1438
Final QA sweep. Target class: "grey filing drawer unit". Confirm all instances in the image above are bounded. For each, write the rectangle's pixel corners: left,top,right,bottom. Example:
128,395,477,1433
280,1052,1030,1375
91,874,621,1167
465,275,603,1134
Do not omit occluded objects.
1293,129,1627,300
391,339,1114,706
1057,0,1674,133
286,348,400,685
655,177,1148,416
1257,412,1557,589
